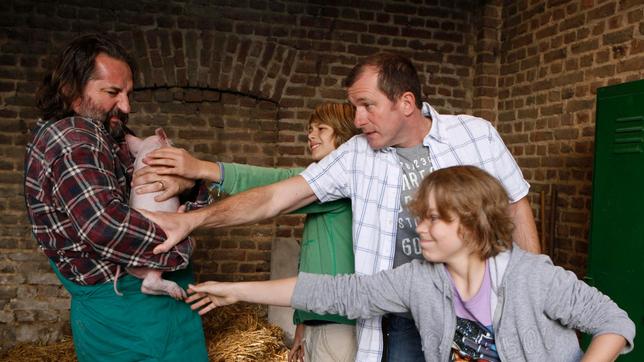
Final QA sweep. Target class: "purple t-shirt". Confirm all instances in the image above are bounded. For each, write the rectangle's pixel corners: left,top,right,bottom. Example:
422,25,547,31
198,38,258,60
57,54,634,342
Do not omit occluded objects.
447,261,500,362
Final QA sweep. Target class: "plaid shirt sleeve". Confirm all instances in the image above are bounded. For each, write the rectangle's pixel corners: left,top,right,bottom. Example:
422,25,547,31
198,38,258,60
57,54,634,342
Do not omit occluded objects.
51,138,191,271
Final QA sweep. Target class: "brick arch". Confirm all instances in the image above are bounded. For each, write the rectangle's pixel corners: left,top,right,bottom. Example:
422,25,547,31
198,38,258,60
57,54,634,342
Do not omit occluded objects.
122,30,298,103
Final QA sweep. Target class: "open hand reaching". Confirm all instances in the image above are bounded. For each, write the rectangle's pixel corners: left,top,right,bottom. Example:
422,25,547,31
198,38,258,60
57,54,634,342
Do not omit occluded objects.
185,282,239,315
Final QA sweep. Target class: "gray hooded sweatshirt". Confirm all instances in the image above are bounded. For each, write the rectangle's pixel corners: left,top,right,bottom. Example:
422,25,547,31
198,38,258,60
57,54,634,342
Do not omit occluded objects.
291,245,635,361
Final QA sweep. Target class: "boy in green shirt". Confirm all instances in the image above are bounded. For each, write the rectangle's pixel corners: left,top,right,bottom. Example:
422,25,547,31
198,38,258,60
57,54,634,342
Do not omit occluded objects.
138,103,360,362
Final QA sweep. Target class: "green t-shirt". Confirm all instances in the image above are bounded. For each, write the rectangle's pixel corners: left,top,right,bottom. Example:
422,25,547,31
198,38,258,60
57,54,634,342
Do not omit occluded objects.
220,163,355,325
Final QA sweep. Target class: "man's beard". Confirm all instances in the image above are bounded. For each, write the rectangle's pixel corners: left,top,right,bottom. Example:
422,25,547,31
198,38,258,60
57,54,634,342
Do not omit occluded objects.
76,97,129,140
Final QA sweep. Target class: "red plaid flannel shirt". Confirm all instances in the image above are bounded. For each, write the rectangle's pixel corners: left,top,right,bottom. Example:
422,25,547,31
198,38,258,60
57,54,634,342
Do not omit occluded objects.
24,117,208,285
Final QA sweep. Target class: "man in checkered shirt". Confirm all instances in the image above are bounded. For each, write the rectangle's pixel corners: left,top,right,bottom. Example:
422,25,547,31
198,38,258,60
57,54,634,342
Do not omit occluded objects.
24,34,209,361
142,53,540,362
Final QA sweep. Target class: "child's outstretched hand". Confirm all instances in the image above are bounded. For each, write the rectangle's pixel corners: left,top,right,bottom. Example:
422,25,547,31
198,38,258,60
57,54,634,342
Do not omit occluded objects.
186,282,238,315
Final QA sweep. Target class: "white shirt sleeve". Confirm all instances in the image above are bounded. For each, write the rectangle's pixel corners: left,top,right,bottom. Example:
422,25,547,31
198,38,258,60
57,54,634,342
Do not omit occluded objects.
487,123,530,202
300,137,358,203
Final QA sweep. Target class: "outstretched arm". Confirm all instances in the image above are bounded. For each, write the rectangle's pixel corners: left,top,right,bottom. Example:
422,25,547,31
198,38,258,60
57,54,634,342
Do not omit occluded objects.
139,175,318,254
140,148,342,216
188,266,415,319
509,197,540,253
140,146,221,182
185,277,297,315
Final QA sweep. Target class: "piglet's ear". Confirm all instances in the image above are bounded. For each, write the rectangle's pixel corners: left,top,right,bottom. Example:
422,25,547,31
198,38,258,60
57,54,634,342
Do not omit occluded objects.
125,134,143,157
155,128,172,147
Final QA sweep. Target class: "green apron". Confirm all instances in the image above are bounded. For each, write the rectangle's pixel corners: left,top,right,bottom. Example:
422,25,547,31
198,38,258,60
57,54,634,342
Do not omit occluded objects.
50,261,208,362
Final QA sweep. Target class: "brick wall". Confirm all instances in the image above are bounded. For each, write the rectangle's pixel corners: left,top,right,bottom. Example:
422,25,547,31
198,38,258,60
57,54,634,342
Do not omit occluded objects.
0,0,484,351
496,0,644,273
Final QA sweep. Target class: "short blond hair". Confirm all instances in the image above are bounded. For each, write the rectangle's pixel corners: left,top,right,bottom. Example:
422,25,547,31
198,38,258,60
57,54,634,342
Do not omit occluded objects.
408,165,515,259
308,103,359,147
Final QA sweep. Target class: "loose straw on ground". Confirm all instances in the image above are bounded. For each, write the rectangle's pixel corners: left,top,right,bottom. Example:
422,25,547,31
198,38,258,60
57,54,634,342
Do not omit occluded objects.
1,303,289,362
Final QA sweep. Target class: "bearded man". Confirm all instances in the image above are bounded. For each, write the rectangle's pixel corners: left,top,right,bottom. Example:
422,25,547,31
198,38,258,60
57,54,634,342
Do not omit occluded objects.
23,33,209,362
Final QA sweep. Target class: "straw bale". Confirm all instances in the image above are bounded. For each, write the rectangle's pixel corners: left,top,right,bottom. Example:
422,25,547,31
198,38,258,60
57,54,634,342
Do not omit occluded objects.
1,303,288,362
203,303,289,361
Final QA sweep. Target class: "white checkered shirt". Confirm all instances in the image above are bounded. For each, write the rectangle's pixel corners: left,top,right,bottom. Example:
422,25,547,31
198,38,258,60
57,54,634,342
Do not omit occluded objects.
301,102,529,361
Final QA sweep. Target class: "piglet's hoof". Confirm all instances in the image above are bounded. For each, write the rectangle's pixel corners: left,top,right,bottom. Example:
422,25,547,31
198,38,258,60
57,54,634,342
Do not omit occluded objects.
141,278,187,300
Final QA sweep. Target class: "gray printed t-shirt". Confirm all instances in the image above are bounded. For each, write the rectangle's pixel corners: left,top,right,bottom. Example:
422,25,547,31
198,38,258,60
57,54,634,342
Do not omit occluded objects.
393,144,433,268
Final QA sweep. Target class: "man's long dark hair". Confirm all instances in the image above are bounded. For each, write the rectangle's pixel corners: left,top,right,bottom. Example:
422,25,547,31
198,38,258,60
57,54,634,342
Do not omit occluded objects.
36,33,136,121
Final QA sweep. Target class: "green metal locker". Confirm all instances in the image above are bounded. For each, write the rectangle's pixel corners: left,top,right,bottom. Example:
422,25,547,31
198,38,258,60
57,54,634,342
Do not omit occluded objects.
587,79,643,360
